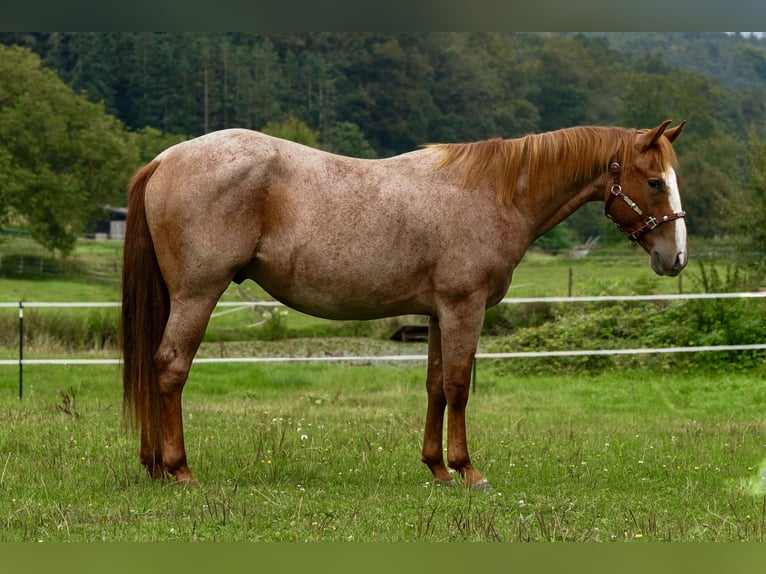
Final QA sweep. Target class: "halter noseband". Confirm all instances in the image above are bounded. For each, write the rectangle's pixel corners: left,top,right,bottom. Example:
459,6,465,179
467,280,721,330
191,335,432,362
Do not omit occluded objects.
604,162,686,244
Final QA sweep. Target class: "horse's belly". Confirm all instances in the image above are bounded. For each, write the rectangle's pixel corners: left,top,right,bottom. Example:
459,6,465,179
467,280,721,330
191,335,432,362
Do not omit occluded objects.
248,251,432,320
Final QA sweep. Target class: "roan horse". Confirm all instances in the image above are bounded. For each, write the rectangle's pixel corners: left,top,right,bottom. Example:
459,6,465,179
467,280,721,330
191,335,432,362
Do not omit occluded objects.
121,120,687,489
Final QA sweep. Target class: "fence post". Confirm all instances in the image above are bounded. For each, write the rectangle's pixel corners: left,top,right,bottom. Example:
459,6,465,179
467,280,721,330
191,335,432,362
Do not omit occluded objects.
18,301,23,400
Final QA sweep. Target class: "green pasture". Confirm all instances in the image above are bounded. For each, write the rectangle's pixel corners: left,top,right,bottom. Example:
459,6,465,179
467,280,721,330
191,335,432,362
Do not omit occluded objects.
1,362,765,542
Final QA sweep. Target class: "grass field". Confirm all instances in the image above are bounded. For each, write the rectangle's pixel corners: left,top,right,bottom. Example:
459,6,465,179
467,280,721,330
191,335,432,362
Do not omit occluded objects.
1,361,765,542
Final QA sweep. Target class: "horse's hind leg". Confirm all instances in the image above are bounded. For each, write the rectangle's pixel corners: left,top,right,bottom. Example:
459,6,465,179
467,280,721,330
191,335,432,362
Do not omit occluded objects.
151,295,221,483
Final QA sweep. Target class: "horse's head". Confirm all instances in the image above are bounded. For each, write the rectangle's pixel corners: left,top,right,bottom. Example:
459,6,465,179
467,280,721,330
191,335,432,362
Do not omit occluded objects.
605,120,688,277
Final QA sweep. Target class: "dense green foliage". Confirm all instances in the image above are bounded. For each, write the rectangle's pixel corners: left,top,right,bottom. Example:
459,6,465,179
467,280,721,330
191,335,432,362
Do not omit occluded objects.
2,32,766,258
0,46,137,254
0,45,186,255
5,33,765,149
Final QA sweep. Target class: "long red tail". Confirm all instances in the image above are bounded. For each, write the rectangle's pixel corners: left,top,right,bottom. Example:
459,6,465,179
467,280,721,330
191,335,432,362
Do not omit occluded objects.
121,160,168,452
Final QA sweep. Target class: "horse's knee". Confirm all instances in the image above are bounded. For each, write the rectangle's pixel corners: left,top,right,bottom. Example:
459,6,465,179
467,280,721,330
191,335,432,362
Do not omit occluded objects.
443,377,470,408
155,349,191,394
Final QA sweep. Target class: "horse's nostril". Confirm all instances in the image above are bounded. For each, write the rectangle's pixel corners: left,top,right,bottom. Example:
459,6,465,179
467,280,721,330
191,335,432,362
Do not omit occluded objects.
675,251,687,269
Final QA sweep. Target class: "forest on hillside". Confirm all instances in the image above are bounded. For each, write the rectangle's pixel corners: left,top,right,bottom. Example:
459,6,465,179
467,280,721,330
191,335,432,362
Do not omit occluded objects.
2,32,766,259
5,32,766,150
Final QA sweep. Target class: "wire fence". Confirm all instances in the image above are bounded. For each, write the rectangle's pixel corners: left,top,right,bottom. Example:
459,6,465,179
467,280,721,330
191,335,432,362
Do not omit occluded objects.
3,292,766,399
3,291,766,369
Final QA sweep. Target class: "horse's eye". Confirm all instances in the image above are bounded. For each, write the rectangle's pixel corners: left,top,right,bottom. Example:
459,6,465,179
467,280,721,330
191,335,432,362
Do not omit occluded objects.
648,179,663,190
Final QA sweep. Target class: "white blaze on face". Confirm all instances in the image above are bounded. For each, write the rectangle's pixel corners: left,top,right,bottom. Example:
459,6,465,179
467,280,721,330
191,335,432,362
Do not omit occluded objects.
663,166,687,266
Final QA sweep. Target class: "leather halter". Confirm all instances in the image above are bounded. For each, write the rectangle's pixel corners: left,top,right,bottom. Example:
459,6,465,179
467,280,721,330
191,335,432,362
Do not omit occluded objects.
604,162,686,244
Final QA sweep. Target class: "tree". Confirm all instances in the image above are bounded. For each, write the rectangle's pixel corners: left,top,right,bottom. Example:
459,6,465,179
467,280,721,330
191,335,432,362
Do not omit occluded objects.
427,33,539,142
674,135,742,239
524,36,595,131
620,63,722,138
45,32,119,112
322,121,376,158
131,126,187,164
733,129,766,282
0,45,139,255
261,115,320,147
331,33,439,155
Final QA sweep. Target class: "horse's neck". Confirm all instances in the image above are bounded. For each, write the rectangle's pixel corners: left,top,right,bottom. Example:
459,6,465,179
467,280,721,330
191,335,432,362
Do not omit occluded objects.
506,128,623,240
516,170,606,241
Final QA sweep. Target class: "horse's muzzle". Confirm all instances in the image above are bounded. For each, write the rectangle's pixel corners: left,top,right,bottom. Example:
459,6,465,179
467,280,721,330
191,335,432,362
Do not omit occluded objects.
651,249,687,277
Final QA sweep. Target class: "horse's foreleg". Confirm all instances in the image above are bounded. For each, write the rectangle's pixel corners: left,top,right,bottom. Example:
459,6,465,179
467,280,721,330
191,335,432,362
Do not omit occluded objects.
152,297,219,484
421,317,455,485
438,297,491,490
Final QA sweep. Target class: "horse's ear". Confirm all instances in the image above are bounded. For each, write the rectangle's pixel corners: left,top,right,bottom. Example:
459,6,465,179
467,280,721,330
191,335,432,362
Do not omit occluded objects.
663,120,686,144
638,120,673,150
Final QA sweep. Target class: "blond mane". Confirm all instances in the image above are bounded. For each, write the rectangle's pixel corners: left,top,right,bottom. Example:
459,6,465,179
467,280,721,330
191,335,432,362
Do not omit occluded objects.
430,126,679,204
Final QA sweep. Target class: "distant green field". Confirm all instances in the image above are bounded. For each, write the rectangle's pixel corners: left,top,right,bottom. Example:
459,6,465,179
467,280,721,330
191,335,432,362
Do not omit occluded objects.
1,235,702,304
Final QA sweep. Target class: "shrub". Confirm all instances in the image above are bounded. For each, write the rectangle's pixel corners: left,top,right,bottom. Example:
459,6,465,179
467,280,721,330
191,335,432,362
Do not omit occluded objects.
485,295,766,376
5,308,121,353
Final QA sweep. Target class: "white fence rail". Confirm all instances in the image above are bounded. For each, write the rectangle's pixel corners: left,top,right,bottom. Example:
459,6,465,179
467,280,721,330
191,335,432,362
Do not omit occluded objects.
1,290,765,311
6,344,766,368
2,291,766,368
4,292,766,399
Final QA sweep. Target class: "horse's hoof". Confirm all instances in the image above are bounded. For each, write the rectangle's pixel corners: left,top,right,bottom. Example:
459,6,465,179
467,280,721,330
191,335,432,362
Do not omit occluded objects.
175,475,199,486
469,478,493,491
434,478,457,487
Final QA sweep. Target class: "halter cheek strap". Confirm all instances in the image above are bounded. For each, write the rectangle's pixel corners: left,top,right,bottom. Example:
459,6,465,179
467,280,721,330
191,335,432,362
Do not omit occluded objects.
604,162,686,244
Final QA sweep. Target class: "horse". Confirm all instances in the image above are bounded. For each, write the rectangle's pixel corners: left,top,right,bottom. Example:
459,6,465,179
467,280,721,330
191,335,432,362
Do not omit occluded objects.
121,120,687,489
